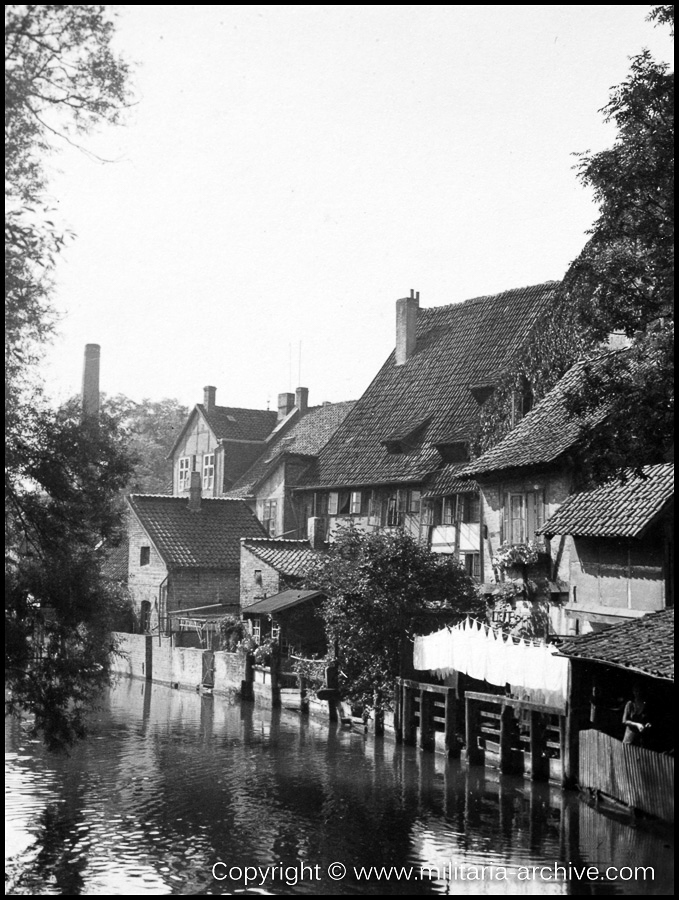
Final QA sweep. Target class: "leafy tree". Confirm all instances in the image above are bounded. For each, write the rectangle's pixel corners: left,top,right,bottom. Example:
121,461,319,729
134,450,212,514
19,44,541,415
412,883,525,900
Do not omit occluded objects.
5,6,133,748
561,5,674,481
5,402,134,750
102,395,189,494
303,525,481,712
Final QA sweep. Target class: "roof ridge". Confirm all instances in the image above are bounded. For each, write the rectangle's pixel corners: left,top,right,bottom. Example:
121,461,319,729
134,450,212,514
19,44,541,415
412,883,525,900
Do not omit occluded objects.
419,280,560,316
199,403,277,415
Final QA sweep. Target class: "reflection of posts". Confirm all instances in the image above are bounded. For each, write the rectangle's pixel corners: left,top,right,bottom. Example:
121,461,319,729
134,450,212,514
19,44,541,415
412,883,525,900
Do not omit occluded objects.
622,685,650,746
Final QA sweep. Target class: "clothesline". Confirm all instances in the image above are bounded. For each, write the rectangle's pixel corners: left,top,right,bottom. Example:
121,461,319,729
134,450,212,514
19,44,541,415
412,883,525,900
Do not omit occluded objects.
413,618,568,710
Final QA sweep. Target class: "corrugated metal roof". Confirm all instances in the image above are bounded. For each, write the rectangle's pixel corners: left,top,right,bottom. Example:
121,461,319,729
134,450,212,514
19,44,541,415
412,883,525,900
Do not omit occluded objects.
559,608,674,681
128,494,266,568
539,463,674,538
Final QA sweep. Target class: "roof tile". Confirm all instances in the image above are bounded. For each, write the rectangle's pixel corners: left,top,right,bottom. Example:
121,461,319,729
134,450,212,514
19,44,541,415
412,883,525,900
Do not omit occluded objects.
539,463,674,538
303,282,558,488
128,495,266,568
559,608,674,681
228,402,355,497
241,537,325,577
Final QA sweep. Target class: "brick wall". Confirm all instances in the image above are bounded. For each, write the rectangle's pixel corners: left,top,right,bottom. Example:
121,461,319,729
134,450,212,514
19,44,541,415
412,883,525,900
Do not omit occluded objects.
167,569,240,616
127,513,168,627
240,544,282,609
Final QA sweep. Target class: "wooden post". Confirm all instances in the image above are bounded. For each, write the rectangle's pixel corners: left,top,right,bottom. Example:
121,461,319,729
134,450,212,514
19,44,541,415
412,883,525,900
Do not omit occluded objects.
419,689,435,752
402,684,416,745
394,679,402,740
465,696,483,765
499,703,515,773
444,688,459,758
529,710,547,781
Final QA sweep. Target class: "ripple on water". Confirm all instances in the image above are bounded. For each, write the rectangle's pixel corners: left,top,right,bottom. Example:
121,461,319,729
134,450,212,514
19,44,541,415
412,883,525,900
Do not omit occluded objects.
5,681,674,896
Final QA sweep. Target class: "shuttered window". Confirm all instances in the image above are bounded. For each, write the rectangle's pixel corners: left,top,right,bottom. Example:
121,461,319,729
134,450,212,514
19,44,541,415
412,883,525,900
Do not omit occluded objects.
502,490,544,544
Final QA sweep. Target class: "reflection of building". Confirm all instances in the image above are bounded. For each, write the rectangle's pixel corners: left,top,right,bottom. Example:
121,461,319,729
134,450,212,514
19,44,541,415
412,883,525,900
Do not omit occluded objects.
127,476,266,631
294,283,558,572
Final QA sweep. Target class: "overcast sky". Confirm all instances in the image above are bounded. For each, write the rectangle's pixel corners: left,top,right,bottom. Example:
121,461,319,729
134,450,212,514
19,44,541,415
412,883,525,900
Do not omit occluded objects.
39,5,673,412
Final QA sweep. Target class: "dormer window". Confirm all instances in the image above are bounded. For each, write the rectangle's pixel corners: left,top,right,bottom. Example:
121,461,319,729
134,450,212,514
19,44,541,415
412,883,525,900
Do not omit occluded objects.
381,416,431,455
435,441,469,463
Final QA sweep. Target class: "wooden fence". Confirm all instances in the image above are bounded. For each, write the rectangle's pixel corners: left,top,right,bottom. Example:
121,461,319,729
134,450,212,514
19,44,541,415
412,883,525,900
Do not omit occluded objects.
579,729,674,823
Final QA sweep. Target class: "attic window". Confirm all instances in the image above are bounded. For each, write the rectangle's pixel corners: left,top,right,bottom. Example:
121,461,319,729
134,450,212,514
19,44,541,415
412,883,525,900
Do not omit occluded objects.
468,383,495,406
226,415,236,423
140,546,150,567
381,417,431,455
435,442,470,463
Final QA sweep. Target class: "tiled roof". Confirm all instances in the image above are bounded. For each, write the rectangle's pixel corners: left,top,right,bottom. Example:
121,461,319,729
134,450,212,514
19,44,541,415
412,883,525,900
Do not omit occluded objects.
227,401,355,498
539,463,674,538
241,537,324,577
167,404,277,461
422,464,478,499
302,282,558,488
199,404,277,442
559,608,674,681
463,355,611,478
128,494,267,568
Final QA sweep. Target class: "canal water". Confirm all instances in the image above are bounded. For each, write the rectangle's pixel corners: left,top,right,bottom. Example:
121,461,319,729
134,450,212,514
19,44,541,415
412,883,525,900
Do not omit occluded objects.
5,678,673,895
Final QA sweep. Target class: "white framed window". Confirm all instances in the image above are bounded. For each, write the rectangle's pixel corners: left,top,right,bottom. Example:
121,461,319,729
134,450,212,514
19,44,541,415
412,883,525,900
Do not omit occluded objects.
178,456,191,491
502,490,544,544
350,491,362,515
202,453,215,490
408,489,421,515
262,499,277,536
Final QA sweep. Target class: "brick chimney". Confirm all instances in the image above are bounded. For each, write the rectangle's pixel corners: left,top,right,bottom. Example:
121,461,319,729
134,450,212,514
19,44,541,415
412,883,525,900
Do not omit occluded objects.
308,517,326,550
81,343,101,420
203,385,216,413
295,386,309,413
188,471,202,512
395,290,419,366
278,392,295,421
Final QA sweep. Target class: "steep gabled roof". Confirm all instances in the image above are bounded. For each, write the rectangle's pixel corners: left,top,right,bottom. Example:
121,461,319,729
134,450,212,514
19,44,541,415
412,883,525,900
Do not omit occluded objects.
199,404,277,442
128,494,267,568
168,404,277,458
539,463,674,538
241,537,324,577
559,608,674,681
463,355,611,479
227,401,355,498
301,282,558,488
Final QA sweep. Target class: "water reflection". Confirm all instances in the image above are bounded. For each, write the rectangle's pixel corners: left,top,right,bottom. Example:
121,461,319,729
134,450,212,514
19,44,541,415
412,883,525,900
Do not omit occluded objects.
5,678,673,895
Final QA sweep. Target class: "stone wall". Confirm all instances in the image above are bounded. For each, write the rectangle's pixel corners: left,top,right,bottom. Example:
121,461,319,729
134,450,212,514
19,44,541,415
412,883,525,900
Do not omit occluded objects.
110,632,248,694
